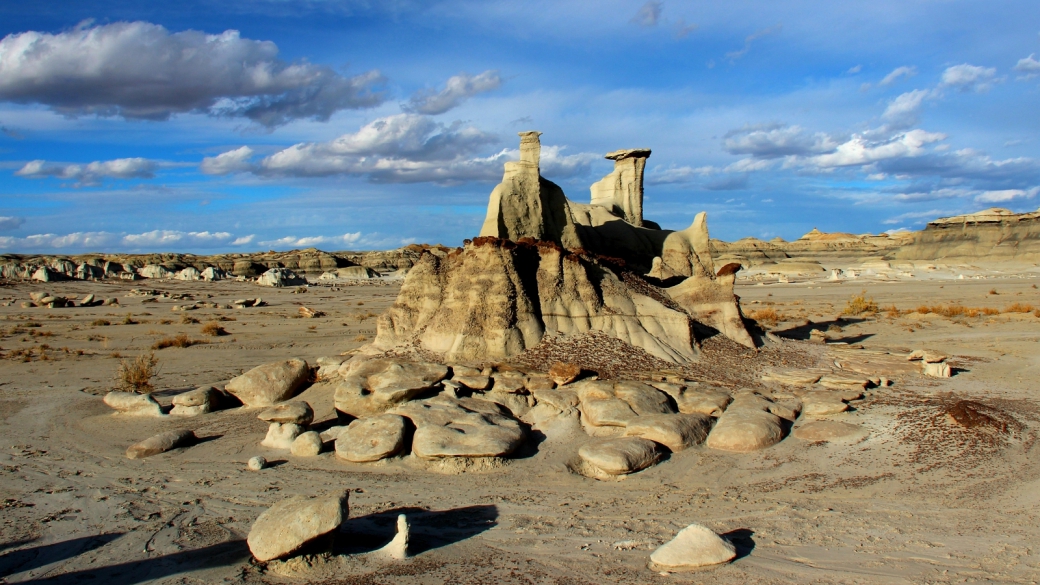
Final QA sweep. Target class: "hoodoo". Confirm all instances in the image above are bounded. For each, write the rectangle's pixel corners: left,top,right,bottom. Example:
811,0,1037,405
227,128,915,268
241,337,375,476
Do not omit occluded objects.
371,132,754,364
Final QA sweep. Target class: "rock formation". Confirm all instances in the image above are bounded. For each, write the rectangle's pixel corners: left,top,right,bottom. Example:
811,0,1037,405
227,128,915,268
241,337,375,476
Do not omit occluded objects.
371,131,755,363
894,207,1040,263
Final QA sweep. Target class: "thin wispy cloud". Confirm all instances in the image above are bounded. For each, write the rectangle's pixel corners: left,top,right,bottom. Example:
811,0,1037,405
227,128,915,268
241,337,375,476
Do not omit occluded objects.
725,24,782,62
404,70,502,115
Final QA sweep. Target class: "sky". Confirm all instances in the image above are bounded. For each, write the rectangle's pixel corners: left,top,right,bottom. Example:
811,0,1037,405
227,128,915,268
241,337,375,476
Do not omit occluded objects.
1,0,1039,254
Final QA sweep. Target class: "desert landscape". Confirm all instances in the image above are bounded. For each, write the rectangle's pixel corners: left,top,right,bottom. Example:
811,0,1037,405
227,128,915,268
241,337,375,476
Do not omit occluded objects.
1,131,1039,584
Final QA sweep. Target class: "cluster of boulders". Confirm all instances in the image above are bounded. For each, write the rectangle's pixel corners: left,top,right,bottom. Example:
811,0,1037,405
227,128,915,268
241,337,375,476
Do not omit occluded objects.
20,291,118,309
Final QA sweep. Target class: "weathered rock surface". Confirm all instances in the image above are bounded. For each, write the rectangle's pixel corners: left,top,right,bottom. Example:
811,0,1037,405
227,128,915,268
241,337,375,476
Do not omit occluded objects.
257,268,307,287
226,359,309,407
335,414,408,462
104,391,164,417
575,380,674,428
923,361,952,378
589,148,651,226
395,395,525,459
624,413,712,451
258,401,314,426
578,437,661,478
247,491,350,562
706,393,787,452
334,359,449,417
793,420,869,443
126,429,195,459
651,383,732,417
290,431,323,456
171,386,223,416
548,361,580,386
649,523,737,570
262,422,305,449
248,456,267,471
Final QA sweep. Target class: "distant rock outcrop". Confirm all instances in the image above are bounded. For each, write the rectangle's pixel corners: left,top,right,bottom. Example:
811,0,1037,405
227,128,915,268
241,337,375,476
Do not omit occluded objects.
894,207,1040,263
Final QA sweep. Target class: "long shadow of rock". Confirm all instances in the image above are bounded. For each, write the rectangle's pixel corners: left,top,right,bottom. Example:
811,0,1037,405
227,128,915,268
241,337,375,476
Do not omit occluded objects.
0,534,123,579
773,317,870,341
720,528,755,561
13,537,247,585
335,505,498,556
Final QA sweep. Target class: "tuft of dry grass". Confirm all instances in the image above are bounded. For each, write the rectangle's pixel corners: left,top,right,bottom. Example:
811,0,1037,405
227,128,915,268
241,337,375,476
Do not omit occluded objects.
180,314,200,325
152,333,207,350
91,319,110,327
842,291,879,315
158,318,173,325
115,352,159,393
122,314,137,325
353,333,368,342
989,288,999,295
1003,302,1036,313
200,322,228,336
745,307,782,327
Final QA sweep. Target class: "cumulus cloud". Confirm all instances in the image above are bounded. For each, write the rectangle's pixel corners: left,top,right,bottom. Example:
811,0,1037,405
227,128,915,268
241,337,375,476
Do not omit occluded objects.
200,146,255,175
723,123,837,158
879,66,917,86
808,129,946,168
882,89,932,128
404,70,503,115
0,229,245,251
0,216,24,231
631,1,663,27
939,63,998,92
259,232,362,249
231,235,255,246
122,230,233,246
726,24,782,62
0,21,385,127
975,187,1039,203
1014,54,1040,79
15,157,157,186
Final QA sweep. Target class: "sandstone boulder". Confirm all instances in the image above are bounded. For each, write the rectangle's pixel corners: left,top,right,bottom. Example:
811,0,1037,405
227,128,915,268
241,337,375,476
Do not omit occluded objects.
171,386,223,416
335,413,408,462
258,401,314,426
395,395,525,459
126,429,195,459
548,361,581,386
290,431,323,456
623,413,712,451
334,359,449,417
923,361,952,377
706,393,786,452
226,359,309,407
651,383,732,417
257,268,307,287
262,422,305,449
649,523,736,570
104,391,164,417
247,491,349,562
578,437,661,478
248,456,267,471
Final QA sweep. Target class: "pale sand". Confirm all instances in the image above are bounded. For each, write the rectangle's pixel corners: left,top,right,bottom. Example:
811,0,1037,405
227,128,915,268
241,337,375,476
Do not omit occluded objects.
0,275,1039,583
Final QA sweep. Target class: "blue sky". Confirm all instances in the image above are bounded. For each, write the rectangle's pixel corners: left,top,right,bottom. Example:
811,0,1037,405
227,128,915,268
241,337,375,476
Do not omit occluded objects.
1,0,1039,253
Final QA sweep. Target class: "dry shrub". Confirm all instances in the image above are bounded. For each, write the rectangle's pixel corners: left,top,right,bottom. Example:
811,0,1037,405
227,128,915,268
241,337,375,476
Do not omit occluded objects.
914,304,999,318
989,288,999,295
200,322,228,336
158,319,173,325
1003,302,1036,313
746,307,782,327
842,291,879,315
91,319,110,327
353,334,368,342
115,352,159,393
180,314,200,324
122,314,137,325
152,333,207,350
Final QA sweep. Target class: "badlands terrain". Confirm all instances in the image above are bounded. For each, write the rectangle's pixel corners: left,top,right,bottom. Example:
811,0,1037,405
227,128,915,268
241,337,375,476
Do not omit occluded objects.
2,136,1040,584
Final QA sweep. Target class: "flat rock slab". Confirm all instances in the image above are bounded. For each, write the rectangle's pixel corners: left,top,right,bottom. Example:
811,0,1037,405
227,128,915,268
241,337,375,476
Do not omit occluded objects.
818,374,870,390
104,392,164,417
581,398,637,427
126,429,196,459
624,413,712,452
801,400,849,416
335,414,408,462
258,401,314,426
226,358,309,407
652,383,732,417
247,491,349,562
395,395,525,459
793,421,869,443
650,523,736,570
706,407,783,453
761,369,825,386
578,437,661,477
335,359,449,417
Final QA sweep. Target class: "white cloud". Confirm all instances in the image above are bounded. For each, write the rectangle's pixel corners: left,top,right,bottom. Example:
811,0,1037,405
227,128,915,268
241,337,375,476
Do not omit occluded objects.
231,235,255,246
200,146,255,175
0,216,24,231
646,165,715,185
939,63,998,92
882,89,931,128
808,129,947,168
631,1,663,27
846,65,862,74
259,232,362,249
404,70,502,115
122,230,233,246
975,187,1039,203
723,123,837,158
0,229,247,251
15,157,157,186
882,209,946,225
0,21,385,127
879,66,917,86
1014,54,1040,78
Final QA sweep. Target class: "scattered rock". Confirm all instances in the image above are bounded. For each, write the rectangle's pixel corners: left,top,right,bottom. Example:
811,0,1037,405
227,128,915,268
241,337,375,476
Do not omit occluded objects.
335,414,408,462
549,362,581,386
793,421,869,443
706,393,786,452
908,349,948,363
649,523,737,570
247,491,350,562
396,395,526,459
334,359,449,417
299,306,325,318
923,361,952,378
258,401,314,426
290,431,323,456
103,391,164,417
623,413,712,451
817,374,870,391
126,429,196,459
490,371,527,393
578,437,661,478
225,358,309,407
262,422,305,450
257,268,307,288
171,386,223,416
247,456,267,471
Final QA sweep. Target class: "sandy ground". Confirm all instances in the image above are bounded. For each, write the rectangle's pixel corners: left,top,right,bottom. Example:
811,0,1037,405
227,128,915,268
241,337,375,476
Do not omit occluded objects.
1,273,1040,584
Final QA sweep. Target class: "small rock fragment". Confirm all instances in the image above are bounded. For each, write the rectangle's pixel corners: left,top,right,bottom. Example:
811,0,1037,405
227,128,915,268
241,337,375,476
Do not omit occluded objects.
922,361,951,378
247,456,267,470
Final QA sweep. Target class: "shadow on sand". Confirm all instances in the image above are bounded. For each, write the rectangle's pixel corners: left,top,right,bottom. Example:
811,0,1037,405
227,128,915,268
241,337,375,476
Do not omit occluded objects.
336,504,499,556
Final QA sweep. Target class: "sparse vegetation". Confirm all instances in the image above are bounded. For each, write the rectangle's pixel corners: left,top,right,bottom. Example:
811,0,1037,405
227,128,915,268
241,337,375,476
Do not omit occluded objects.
746,307,782,327
91,319,111,327
180,314,200,324
989,288,999,295
115,352,159,393
122,314,137,325
159,318,173,325
201,322,228,336
353,334,368,342
152,333,207,350
842,291,879,315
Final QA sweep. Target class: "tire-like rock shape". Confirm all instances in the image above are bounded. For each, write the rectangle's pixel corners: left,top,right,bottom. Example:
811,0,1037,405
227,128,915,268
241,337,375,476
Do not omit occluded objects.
395,396,525,459
226,359,309,407
247,491,349,562
624,413,712,451
335,414,408,462
578,437,661,477
650,523,737,570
